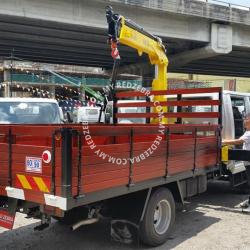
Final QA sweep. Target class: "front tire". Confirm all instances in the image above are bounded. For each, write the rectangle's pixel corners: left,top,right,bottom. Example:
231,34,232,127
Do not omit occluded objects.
139,188,175,247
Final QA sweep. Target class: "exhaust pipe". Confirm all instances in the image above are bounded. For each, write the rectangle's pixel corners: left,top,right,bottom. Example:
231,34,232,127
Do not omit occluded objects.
71,218,99,231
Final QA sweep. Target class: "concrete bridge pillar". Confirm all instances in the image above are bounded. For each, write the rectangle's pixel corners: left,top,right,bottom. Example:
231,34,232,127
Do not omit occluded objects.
170,23,232,68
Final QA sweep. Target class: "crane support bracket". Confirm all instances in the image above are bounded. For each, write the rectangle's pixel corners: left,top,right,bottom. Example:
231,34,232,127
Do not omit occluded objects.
222,146,250,162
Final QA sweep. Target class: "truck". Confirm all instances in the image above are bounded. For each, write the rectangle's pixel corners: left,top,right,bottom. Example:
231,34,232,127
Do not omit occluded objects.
0,98,63,124
0,7,237,247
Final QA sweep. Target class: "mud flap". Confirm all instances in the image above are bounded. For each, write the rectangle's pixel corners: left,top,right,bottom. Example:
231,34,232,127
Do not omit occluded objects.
0,198,17,230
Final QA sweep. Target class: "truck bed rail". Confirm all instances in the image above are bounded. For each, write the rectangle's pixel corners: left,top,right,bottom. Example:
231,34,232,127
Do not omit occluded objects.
0,88,222,210
114,87,222,124
0,123,221,210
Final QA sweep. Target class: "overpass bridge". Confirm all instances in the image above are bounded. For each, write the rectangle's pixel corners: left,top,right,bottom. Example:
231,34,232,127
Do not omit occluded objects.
0,0,250,77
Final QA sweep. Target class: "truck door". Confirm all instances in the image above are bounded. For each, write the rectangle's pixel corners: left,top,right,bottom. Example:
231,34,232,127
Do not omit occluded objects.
222,94,250,187
246,97,250,117
222,93,235,140
230,96,246,139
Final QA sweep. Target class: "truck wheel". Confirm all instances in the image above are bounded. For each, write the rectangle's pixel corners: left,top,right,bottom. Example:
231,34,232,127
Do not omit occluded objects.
139,188,175,247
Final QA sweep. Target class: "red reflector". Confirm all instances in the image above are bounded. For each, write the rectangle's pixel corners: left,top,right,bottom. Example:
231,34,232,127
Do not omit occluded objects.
0,209,16,230
43,153,48,161
42,150,51,164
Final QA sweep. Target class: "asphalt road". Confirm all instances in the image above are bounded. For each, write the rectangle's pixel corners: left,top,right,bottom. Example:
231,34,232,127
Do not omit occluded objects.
1,181,250,250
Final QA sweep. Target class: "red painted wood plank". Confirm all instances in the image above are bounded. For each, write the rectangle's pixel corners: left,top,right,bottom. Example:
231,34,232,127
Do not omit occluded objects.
83,177,128,193
86,127,131,136
0,143,8,151
133,156,165,168
81,144,130,156
133,146,167,158
169,155,194,165
132,169,165,183
82,168,129,185
168,163,194,175
133,164,165,175
116,112,220,119
0,153,8,161
12,145,52,155
196,153,217,167
133,141,164,151
82,152,130,165
116,87,221,98
0,186,6,196
83,163,129,175
0,178,9,186
169,139,195,153
10,126,60,136
116,100,220,108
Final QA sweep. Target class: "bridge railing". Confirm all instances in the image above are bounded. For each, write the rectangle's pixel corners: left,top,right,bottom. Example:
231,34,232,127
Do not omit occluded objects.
110,0,250,25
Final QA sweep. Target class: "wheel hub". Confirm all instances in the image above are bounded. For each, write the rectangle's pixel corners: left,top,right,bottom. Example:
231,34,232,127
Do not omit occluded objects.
153,199,171,235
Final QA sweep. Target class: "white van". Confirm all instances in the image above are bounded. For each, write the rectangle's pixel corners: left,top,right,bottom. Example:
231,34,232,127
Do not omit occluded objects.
75,106,103,123
0,98,63,124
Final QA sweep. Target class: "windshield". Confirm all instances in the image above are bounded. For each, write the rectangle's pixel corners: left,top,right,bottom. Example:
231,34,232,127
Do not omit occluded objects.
0,102,60,124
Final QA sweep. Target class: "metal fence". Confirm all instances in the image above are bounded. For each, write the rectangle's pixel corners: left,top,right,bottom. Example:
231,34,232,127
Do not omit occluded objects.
109,0,250,25
10,73,142,87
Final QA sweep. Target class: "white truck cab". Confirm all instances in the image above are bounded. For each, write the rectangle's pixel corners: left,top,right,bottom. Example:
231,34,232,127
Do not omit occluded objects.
105,100,146,124
222,91,250,139
169,91,250,140
75,106,103,123
0,98,63,124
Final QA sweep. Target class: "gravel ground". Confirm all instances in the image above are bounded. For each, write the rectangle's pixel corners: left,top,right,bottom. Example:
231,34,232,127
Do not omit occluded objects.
1,181,250,250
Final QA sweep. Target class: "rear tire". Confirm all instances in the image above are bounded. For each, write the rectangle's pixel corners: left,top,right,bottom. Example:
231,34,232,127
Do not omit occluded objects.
139,188,175,247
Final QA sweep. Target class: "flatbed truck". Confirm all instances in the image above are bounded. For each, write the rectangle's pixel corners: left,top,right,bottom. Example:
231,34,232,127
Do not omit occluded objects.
0,86,222,246
0,6,235,247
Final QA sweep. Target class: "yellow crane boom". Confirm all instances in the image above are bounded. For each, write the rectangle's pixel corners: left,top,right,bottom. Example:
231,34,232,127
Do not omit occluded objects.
106,6,168,123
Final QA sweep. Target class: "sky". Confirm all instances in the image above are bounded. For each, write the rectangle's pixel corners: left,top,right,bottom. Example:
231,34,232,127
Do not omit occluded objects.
226,0,250,7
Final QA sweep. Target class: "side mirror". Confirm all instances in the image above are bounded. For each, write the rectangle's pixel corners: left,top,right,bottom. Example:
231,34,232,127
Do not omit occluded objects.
242,111,246,119
105,113,111,124
66,112,74,123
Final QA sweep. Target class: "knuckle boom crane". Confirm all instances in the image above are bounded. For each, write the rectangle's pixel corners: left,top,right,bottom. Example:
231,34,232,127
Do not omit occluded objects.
105,5,168,123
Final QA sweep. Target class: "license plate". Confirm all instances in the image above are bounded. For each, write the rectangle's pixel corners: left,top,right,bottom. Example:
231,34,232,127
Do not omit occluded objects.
0,209,16,230
25,157,42,173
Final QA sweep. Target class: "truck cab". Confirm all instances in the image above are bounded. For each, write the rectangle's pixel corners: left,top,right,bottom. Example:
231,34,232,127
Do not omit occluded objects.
168,90,250,139
105,100,146,124
222,91,250,140
75,106,103,123
168,90,250,187
0,98,63,124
